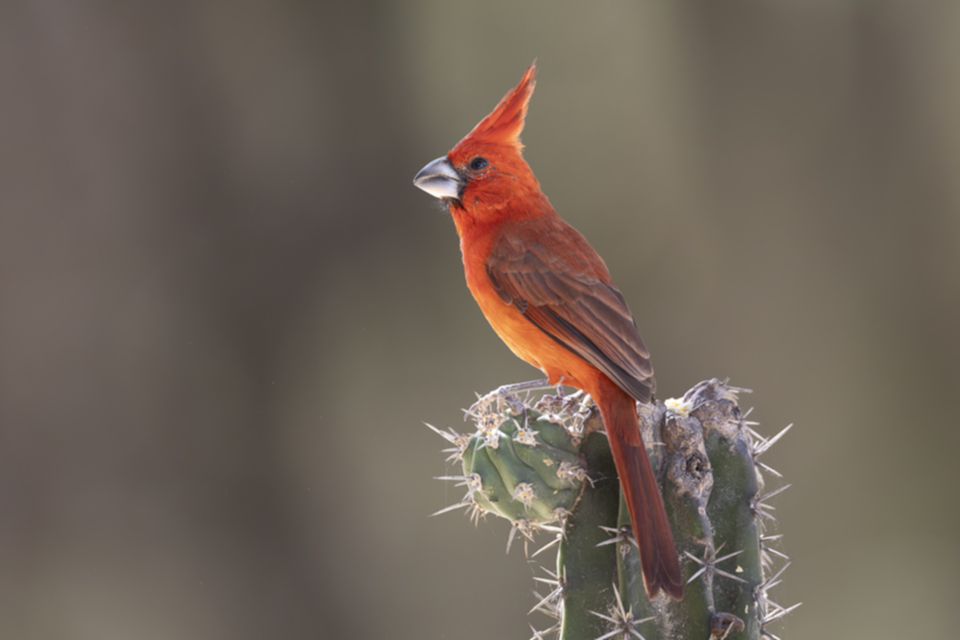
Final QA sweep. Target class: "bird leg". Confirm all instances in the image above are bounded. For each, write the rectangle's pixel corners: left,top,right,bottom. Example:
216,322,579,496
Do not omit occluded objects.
465,378,554,420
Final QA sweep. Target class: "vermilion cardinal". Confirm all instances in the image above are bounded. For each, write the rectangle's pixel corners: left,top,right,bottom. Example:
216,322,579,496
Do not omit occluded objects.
413,63,682,600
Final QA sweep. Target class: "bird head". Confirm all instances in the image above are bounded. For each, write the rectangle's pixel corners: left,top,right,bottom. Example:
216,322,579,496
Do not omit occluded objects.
414,62,543,219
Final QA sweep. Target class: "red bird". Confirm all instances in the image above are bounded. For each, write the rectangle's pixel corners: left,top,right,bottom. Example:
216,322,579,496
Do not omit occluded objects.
413,63,682,600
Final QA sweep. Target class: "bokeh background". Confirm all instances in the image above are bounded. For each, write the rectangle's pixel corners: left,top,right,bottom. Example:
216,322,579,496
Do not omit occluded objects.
2,1,958,638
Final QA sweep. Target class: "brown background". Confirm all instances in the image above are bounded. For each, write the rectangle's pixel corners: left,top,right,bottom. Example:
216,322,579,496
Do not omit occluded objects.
2,1,957,638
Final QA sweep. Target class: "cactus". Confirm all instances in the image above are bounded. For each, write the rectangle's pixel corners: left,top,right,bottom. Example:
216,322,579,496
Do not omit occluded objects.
430,379,799,640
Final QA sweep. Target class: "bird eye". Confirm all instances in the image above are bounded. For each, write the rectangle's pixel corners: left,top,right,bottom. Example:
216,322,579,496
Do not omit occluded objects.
469,156,488,171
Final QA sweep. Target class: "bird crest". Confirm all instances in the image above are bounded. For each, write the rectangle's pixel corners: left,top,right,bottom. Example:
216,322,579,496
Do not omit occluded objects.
459,62,537,152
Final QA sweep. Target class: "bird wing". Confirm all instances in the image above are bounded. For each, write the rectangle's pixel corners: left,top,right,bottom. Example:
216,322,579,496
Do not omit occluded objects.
485,240,655,403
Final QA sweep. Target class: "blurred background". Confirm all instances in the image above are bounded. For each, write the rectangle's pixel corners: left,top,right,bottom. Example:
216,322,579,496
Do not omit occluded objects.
1,1,958,638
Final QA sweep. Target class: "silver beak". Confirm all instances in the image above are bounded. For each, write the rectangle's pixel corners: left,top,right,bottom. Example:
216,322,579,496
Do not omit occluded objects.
413,156,463,201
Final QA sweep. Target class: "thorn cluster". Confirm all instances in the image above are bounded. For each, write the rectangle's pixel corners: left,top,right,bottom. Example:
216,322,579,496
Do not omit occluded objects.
590,583,655,640
684,546,748,586
527,566,564,639
424,423,469,463
741,408,801,638
534,387,591,436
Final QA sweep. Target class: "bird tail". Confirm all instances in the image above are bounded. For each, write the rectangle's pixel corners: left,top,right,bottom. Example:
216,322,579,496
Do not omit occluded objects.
594,380,683,600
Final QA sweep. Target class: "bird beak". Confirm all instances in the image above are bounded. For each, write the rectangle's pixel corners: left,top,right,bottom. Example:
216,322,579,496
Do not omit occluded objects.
413,156,463,201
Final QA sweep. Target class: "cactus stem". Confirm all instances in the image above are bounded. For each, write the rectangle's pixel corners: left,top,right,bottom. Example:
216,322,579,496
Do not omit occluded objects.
431,379,800,638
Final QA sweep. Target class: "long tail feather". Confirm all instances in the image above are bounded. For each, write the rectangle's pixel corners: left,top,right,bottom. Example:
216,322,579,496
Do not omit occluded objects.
595,380,683,600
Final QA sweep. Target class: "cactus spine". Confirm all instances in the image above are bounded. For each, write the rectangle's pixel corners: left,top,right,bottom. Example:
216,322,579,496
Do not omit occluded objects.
431,380,799,640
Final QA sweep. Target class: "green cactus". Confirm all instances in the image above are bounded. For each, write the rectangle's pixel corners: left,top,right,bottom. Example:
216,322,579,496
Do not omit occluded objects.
431,379,798,640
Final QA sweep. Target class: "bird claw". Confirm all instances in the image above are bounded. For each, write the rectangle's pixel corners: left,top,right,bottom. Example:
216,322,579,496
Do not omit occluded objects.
466,386,526,419
465,379,553,421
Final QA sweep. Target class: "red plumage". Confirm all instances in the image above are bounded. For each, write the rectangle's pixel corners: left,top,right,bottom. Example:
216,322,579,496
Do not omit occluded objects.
414,62,683,600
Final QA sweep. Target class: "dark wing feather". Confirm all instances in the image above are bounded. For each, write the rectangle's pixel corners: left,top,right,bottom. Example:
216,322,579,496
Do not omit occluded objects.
486,248,655,403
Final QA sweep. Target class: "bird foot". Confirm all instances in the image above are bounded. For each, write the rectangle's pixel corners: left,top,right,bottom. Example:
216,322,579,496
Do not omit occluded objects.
465,379,554,420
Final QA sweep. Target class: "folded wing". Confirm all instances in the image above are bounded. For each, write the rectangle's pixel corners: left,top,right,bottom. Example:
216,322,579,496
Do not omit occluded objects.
485,245,655,403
